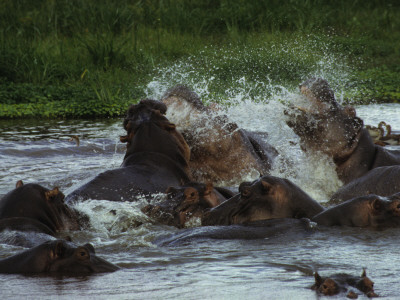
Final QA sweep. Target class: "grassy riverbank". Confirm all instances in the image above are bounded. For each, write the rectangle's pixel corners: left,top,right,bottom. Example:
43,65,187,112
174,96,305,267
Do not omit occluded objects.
1,0,400,118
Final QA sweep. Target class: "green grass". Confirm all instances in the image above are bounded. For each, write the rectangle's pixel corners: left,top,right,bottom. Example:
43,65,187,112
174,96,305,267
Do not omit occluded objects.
1,0,400,118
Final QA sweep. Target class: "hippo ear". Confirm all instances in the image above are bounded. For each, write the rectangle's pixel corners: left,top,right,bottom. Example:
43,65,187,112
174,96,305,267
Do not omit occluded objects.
166,186,179,199
120,131,135,144
120,135,129,143
314,272,323,286
371,198,382,212
45,187,60,202
16,180,24,188
361,268,367,278
83,243,96,254
52,240,65,259
260,180,273,193
166,186,178,194
204,182,214,195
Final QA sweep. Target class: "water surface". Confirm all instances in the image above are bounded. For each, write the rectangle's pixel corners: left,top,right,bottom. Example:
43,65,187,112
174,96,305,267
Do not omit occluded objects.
1,102,400,299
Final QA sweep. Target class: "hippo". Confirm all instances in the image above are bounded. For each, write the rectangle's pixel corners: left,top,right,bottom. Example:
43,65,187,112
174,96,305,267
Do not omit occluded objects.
161,85,278,184
311,269,378,298
142,182,235,228
66,99,191,202
156,218,315,246
286,78,400,187
202,175,324,226
0,181,86,236
330,165,400,203
0,240,119,274
312,192,400,228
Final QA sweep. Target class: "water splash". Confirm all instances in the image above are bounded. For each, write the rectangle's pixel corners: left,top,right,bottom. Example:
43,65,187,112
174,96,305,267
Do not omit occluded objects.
145,36,350,200
145,35,354,103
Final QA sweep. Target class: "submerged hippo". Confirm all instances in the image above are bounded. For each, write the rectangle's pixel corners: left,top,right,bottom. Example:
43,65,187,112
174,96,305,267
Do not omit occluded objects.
156,218,315,246
0,240,119,274
286,78,400,190
66,99,191,202
312,193,400,228
311,269,378,298
161,85,278,184
202,175,324,226
142,182,234,228
0,181,86,237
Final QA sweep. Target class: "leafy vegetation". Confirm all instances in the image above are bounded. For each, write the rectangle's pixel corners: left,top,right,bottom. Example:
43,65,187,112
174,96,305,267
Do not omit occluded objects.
1,0,399,118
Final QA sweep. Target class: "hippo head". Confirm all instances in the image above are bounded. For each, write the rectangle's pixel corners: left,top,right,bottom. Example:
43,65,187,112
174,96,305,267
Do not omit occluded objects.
121,99,170,147
120,99,190,166
232,175,320,223
0,181,87,233
232,177,287,223
45,240,119,274
0,240,119,274
202,175,323,226
312,270,378,298
122,99,168,135
202,176,293,225
365,194,400,228
286,78,364,163
162,86,239,157
162,85,265,184
161,85,207,118
142,183,221,228
385,192,400,226
312,272,340,296
355,269,377,297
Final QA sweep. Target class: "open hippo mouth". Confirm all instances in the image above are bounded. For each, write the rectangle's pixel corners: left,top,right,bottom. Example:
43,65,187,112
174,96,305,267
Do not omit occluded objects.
119,99,191,165
120,100,172,145
285,78,365,163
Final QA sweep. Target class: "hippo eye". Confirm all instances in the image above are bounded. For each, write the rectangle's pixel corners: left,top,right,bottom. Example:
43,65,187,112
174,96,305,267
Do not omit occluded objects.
76,247,90,260
240,187,251,198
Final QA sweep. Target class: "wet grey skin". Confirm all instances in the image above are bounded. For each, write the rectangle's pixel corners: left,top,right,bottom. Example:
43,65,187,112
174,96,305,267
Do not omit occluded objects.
0,240,119,275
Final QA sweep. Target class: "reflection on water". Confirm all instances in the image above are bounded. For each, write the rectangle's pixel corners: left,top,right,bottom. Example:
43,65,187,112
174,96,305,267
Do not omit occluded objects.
1,103,400,299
